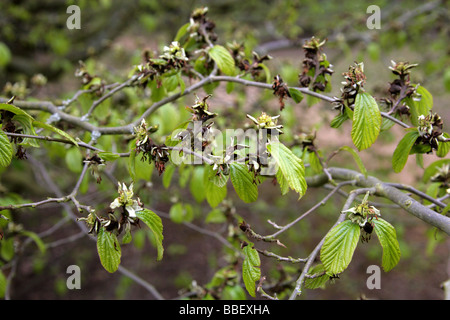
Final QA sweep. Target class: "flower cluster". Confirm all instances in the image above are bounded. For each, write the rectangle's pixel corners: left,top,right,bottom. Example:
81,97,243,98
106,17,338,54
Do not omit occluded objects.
416,112,445,152
298,37,333,92
343,192,380,242
246,112,283,134
228,42,272,82
110,183,143,219
134,119,169,175
333,62,365,114
431,164,450,192
135,40,189,87
79,183,142,236
272,75,291,111
188,7,218,45
160,41,189,69
186,94,217,123
380,61,419,116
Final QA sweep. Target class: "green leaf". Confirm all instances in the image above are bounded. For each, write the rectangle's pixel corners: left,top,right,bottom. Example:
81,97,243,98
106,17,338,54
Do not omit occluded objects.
307,151,323,174
351,92,382,151
267,141,307,198
190,166,206,203
136,209,164,261
444,67,450,92
330,112,349,129
0,103,34,120
288,88,304,104
306,94,320,107
65,147,83,173
373,218,401,272
97,227,121,273
275,169,289,195
162,164,175,188
320,221,360,275
174,22,190,42
392,130,420,173
208,45,236,76
169,202,194,224
423,159,450,182
242,245,261,297
204,164,227,208
437,133,449,158
230,163,258,203
32,120,79,146
128,147,137,180
405,85,433,126
20,230,46,254
0,42,11,67
98,151,120,162
338,146,368,178
305,264,329,289
12,114,40,148
259,63,271,84
205,180,227,208
0,130,13,168
0,270,6,298
205,208,226,224
206,164,229,188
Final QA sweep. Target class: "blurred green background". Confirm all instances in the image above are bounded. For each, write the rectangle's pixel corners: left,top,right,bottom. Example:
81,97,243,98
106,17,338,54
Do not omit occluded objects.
0,0,449,300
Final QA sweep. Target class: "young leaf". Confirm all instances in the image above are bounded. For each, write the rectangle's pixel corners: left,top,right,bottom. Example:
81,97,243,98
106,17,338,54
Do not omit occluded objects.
230,162,258,203
288,88,304,104
242,245,261,297
351,92,381,151
136,209,164,261
33,120,78,147
190,166,206,203
0,270,6,298
405,85,433,126
307,151,323,174
128,147,137,181
338,146,368,178
205,181,227,208
162,164,175,189
206,164,229,188
437,133,449,158
13,114,40,148
422,159,450,182
204,164,227,208
267,141,307,198
174,22,190,42
330,112,349,129
373,218,401,272
305,264,329,289
392,130,420,173
275,169,289,195
208,45,236,76
20,230,46,254
98,151,120,162
97,227,121,273
65,147,83,173
169,202,194,223
320,220,360,275
0,130,13,168
0,103,34,120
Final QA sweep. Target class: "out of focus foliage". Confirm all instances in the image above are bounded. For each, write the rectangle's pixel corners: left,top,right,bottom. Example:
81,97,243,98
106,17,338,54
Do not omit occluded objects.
1,0,448,89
